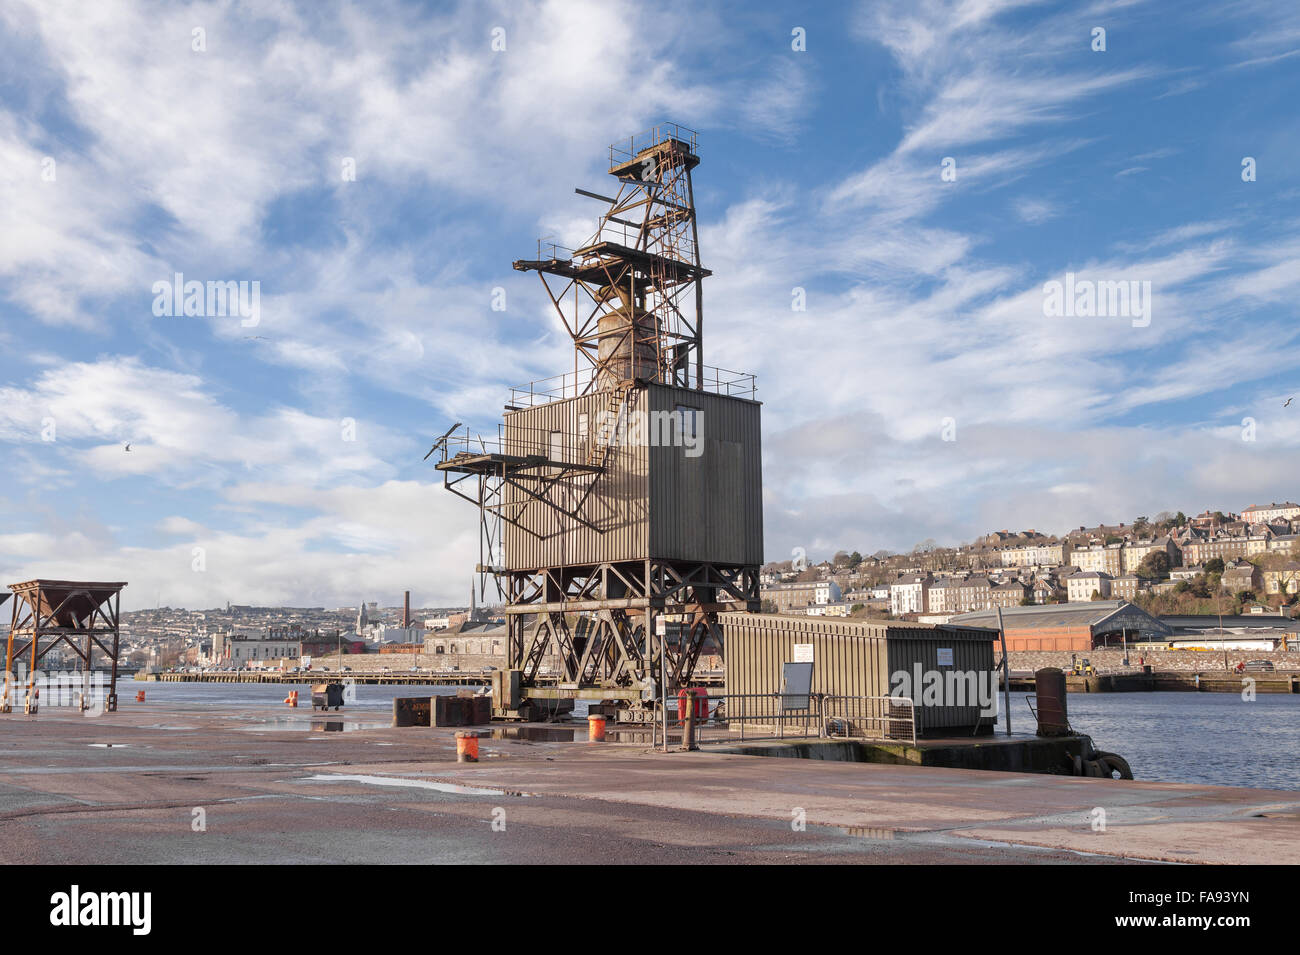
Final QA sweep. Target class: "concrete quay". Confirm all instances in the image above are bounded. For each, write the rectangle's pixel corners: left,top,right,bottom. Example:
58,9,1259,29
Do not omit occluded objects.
0,702,1295,864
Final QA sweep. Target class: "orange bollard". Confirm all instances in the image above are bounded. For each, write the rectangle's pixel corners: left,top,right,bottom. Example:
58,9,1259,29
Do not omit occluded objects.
455,731,479,763
136,690,146,702
587,714,606,742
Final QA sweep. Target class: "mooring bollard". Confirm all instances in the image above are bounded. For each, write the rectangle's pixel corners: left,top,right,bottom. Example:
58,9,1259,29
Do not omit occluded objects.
683,698,698,751
456,731,479,763
588,714,606,742
136,690,146,703
284,690,298,707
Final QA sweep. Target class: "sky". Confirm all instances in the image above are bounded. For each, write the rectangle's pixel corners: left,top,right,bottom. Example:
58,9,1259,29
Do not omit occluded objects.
1,0,1298,611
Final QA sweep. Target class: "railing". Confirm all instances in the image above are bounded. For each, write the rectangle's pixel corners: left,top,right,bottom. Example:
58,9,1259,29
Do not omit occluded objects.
655,691,917,747
506,364,756,408
823,694,916,745
609,123,698,171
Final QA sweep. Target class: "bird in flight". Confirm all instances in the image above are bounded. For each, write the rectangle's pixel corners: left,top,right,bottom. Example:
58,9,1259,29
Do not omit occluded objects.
124,443,132,451
1285,397,1294,408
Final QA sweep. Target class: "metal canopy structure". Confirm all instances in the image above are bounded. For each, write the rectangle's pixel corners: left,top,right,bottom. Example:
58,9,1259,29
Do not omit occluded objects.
2,579,127,714
513,123,708,393
433,125,762,721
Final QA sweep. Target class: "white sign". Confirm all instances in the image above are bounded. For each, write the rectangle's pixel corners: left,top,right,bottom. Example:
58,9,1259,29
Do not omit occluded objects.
936,647,953,667
655,617,666,636
793,643,814,663
301,655,312,669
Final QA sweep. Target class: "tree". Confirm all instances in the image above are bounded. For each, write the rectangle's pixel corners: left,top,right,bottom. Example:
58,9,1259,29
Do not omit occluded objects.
760,599,777,614
1205,558,1225,575
1019,597,1035,606
849,551,863,568
1136,551,1170,579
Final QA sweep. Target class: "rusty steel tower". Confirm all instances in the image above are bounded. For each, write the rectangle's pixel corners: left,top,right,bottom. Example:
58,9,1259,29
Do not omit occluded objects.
435,124,762,721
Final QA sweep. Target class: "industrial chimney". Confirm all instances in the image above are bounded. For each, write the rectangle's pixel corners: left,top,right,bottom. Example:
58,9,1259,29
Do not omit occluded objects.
402,591,411,629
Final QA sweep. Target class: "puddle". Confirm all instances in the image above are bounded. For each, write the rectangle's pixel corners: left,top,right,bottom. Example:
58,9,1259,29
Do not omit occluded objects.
241,720,370,733
491,726,580,743
88,743,130,748
299,773,522,796
144,724,198,731
490,725,657,744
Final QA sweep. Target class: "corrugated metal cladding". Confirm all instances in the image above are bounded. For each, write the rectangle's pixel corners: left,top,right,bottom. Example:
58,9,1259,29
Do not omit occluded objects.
503,390,649,571
719,613,998,736
647,384,763,566
502,384,762,571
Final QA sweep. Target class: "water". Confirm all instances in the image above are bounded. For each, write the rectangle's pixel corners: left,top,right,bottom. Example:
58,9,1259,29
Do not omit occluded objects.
132,679,473,712
133,682,1300,791
1010,690,1300,791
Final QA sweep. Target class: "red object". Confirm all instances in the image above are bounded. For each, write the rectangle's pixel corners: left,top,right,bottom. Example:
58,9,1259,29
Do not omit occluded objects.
676,687,708,723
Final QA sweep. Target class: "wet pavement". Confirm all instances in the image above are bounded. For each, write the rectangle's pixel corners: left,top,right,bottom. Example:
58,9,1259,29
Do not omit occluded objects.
0,701,1294,864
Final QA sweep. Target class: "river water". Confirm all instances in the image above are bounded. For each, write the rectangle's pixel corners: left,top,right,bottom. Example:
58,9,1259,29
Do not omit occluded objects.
1011,690,1300,791
125,681,1300,791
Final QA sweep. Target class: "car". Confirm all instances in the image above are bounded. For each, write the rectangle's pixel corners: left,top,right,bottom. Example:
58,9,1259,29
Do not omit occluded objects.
1243,659,1275,672
341,667,352,673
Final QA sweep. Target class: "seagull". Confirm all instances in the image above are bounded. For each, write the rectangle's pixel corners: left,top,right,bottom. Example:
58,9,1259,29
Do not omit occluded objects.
1285,397,1293,408
124,443,132,452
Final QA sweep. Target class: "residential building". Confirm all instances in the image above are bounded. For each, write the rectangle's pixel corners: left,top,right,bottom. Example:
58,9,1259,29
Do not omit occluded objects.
1110,574,1142,601
992,580,1029,607
1071,543,1123,577
1242,502,1300,523
889,575,931,616
1066,571,1112,602
1267,535,1300,557
1182,535,1251,565
761,580,842,613
1121,537,1178,574
1263,563,1300,597
954,576,993,613
999,540,1070,568
927,577,957,614
1222,562,1262,594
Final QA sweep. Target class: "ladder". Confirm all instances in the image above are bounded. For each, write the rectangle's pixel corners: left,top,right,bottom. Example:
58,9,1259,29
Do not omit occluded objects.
587,381,635,469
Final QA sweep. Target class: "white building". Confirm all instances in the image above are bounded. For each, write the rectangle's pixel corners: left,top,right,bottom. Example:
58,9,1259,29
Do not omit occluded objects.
1067,571,1112,602
889,575,931,616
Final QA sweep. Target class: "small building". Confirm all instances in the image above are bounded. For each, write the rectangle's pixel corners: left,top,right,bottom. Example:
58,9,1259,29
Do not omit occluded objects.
720,612,999,737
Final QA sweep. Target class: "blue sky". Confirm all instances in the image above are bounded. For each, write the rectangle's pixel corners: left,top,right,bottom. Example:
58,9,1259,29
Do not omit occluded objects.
1,0,1298,610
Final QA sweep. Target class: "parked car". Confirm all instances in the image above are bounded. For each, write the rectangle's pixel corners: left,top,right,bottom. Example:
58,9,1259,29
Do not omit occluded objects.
1243,659,1275,672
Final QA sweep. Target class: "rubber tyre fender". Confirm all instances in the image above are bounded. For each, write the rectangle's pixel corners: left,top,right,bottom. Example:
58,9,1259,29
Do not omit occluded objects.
1094,751,1133,780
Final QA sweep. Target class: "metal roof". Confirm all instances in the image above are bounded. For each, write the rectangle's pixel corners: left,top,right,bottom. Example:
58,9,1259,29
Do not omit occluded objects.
952,600,1171,634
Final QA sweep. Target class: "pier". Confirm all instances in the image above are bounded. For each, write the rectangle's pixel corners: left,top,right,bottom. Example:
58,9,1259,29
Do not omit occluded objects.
1006,670,1300,693
0,699,1295,864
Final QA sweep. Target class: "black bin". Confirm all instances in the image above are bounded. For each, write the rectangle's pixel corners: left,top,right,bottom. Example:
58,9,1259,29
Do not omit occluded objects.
312,683,344,711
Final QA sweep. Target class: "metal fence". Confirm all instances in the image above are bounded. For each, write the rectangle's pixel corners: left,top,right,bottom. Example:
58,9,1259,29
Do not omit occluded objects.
506,365,757,409
653,691,916,747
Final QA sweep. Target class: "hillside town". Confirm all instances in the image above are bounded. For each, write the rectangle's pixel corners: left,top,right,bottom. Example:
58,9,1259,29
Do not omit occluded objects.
94,587,502,673
68,500,1300,674
759,503,1300,624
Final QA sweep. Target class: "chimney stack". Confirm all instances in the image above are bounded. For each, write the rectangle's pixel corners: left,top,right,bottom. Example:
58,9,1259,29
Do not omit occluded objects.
403,591,411,629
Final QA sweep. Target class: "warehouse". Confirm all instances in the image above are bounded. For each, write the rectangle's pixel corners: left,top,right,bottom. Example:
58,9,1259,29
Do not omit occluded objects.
951,600,1170,651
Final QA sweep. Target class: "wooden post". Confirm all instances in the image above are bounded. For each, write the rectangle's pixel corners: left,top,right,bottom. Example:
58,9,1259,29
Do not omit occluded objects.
995,605,1010,736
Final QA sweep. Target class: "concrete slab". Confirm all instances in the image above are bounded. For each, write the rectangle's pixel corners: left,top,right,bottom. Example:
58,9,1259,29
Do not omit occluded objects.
0,702,1292,863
